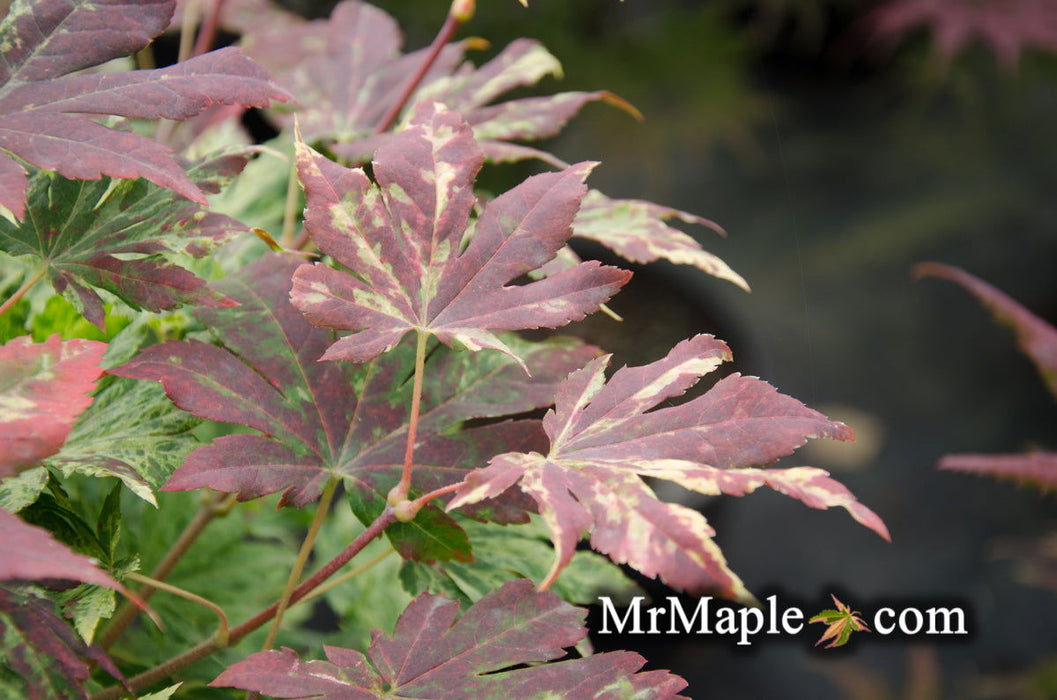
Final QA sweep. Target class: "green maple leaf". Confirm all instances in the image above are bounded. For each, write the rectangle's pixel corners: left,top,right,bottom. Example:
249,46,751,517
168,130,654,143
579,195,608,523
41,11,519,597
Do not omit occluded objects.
809,594,870,648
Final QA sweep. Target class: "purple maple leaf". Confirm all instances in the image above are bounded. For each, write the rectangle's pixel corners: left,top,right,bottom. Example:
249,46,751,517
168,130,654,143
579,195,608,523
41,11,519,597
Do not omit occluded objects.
291,100,629,370
449,335,889,602
0,0,291,218
212,579,688,699
242,0,626,167
0,586,127,698
112,254,594,528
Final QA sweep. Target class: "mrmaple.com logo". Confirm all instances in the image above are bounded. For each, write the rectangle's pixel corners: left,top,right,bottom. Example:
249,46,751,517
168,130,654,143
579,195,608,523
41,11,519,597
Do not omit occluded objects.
595,594,970,648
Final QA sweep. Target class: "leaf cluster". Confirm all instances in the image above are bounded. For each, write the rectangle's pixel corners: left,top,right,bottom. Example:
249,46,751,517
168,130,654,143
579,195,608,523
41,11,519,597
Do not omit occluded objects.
0,1,889,698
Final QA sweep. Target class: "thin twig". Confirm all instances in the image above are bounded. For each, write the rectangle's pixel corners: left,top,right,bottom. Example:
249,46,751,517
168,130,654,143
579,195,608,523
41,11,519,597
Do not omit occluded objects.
294,547,395,607
0,266,45,320
89,508,397,700
259,478,338,651
279,151,301,248
371,2,470,136
391,331,428,504
192,0,227,58
98,492,236,650
125,572,230,646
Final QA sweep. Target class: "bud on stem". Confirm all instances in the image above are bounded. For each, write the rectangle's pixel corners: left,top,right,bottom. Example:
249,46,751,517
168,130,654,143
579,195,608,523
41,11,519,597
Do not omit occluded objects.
450,0,475,23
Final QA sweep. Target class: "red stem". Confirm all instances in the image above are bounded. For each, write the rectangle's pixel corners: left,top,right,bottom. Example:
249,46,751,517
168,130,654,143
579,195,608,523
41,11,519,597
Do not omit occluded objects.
372,10,464,136
411,481,463,510
395,331,428,500
192,0,227,57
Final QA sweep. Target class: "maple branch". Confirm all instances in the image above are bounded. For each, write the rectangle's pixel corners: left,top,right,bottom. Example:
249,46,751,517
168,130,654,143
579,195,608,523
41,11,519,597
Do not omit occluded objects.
90,508,398,699
0,266,46,320
259,477,338,652
98,492,237,650
294,546,395,606
371,1,472,136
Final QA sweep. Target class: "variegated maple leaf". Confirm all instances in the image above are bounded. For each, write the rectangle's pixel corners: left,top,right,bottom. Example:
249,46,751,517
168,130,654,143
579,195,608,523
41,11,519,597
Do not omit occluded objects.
0,156,248,329
0,585,127,698
449,334,889,602
0,0,291,219
291,100,629,369
242,0,628,167
565,190,748,290
212,579,687,699
113,254,593,562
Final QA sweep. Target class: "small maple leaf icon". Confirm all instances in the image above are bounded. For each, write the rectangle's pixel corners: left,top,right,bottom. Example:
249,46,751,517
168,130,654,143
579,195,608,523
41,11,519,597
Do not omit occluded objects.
809,594,870,648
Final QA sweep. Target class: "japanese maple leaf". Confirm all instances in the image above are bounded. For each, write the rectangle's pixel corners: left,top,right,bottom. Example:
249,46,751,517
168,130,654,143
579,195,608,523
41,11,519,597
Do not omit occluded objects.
556,189,748,289
0,586,126,699
112,254,593,524
868,0,1057,67
0,335,106,477
0,0,291,219
0,155,248,329
291,100,629,370
212,578,688,699
810,594,870,648
449,335,889,602
242,0,629,167
916,262,1057,489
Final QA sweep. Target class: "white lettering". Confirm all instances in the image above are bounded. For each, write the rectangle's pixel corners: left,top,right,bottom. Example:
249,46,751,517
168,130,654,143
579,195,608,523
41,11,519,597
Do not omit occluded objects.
782,606,804,634
737,607,764,646
647,605,666,634
598,596,642,634
715,606,737,635
875,607,896,634
899,608,924,635
926,607,967,634
668,596,711,634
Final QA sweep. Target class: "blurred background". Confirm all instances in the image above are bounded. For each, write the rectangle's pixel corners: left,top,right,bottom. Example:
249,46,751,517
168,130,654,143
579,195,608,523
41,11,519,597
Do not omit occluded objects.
265,1,1057,696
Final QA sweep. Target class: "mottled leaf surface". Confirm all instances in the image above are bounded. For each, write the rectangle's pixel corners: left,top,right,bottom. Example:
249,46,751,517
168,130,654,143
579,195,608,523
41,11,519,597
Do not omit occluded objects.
0,335,105,477
450,335,888,602
47,377,201,506
212,579,688,699
292,101,628,369
915,262,1057,398
243,0,623,166
0,586,125,699
0,156,249,328
571,190,748,290
242,0,464,143
112,254,594,520
0,0,291,218
869,0,1057,66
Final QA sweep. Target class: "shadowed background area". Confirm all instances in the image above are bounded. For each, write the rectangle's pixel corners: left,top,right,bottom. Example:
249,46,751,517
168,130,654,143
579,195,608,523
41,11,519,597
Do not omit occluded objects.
267,1,1057,696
